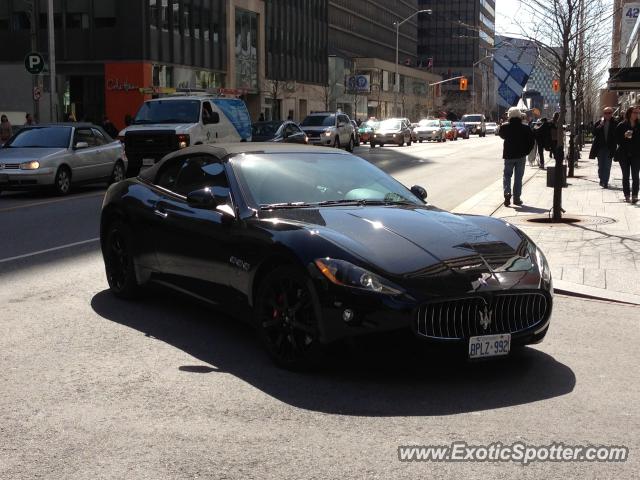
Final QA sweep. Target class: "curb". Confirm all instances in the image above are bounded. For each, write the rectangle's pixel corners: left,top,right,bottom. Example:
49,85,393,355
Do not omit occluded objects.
554,280,640,306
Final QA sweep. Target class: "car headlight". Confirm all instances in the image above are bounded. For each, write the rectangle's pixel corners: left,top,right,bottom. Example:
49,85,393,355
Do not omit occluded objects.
535,247,552,288
315,258,403,295
20,160,40,170
177,134,190,149
323,129,333,137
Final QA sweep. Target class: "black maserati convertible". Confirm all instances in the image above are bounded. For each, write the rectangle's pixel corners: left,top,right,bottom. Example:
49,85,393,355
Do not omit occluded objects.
100,144,553,369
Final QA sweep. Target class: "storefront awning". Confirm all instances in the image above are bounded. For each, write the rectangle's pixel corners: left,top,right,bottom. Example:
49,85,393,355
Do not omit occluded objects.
607,67,640,90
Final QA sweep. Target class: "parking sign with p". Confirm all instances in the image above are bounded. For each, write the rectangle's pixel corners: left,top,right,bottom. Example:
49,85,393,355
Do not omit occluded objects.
25,52,45,75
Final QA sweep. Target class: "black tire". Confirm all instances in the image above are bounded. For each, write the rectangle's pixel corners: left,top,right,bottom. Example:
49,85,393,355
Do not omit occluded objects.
109,161,125,186
254,266,323,370
333,136,340,149
103,220,142,299
346,136,354,152
54,166,72,196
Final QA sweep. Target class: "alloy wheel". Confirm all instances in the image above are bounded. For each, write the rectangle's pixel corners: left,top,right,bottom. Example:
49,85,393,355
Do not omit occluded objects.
56,168,70,195
106,228,130,292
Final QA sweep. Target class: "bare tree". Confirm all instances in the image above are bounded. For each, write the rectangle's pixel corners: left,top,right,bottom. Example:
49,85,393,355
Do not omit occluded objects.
507,0,611,221
263,79,282,121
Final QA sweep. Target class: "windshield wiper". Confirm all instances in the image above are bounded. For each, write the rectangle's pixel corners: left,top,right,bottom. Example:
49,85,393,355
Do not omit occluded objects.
315,199,414,207
260,202,312,210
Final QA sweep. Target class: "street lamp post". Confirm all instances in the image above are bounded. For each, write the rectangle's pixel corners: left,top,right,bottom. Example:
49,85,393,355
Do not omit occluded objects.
394,9,431,117
471,54,493,113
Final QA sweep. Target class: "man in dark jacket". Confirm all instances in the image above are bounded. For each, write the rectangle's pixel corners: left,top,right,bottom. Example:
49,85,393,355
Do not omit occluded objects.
533,118,552,169
499,107,536,206
588,106,617,188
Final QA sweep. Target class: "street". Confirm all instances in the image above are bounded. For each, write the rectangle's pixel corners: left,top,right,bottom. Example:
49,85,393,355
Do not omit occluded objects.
1,137,638,479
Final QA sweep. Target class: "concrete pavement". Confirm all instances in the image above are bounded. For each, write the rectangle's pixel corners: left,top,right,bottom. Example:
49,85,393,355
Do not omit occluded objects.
453,147,640,304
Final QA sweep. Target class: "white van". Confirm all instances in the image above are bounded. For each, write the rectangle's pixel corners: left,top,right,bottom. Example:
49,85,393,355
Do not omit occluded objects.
120,95,252,175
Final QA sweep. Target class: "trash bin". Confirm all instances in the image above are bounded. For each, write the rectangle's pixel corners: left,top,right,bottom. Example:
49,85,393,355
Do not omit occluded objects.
546,165,568,188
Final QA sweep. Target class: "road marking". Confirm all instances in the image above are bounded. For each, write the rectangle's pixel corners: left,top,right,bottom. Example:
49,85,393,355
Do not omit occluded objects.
0,237,100,264
0,191,105,213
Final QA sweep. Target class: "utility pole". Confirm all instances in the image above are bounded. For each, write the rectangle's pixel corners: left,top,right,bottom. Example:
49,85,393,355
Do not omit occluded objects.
28,0,39,122
47,0,58,122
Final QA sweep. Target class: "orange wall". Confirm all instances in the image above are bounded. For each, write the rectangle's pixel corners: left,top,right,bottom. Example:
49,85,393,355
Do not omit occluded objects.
104,63,153,131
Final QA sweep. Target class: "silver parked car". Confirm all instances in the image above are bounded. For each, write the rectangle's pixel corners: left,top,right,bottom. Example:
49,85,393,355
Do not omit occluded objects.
0,123,127,196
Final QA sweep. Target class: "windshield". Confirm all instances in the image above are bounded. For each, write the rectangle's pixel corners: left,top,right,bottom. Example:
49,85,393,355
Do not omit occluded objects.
441,121,452,127
252,121,282,139
454,122,465,127
133,100,201,124
378,120,401,130
361,121,378,129
461,115,482,122
231,152,423,207
4,127,71,148
301,115,335,127
419,120,439,127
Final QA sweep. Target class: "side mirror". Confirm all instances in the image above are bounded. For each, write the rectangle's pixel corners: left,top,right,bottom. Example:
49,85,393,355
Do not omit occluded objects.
410,185,428,201
285,132,306,143
186,187,235,217
75,141,89,149
204,112,220,125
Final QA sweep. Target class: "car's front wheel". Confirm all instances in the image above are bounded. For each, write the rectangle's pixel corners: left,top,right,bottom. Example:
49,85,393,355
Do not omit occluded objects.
255,266,323,370
54,166,71,195
103,220,142,299
333,136,340,149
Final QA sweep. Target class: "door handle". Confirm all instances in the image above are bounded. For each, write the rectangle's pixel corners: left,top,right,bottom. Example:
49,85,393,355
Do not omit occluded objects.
154,207,168,218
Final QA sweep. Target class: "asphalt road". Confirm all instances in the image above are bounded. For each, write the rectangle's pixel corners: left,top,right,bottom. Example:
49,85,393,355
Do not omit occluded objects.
0,135,504,263
1,250,638,479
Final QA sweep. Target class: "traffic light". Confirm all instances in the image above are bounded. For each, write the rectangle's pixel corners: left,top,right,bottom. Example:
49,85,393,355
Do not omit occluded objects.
460,77,468,91
552,79,560,93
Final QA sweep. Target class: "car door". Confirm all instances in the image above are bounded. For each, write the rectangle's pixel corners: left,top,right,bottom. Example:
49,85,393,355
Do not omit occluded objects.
91,128,117,179
283,122,306,143
70,127,103,182
202,100,220,144
152,154,237,303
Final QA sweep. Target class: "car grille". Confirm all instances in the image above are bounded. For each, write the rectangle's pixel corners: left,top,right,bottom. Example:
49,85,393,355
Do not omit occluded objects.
1,163,20,169
124,132,177,157
416,293,549,339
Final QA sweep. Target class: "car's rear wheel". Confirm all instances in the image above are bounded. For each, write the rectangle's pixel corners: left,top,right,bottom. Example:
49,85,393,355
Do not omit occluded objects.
255,266,322,370
103,220,142,299
109,161,125,186
346,136,354,152
54,166,71,195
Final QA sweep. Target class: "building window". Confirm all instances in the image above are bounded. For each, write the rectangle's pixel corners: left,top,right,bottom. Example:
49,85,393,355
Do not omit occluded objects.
172,1,180,34
149,0,158,29
0,2,9,31
66,0,90,30
235,9,259,90
160,0,169,31
94,0,116,29
10,0,31,31
183,1,191,37
193,4,200,39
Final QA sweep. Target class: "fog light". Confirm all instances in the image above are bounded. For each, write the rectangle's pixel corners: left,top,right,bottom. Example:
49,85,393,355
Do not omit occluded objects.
342,309,355,323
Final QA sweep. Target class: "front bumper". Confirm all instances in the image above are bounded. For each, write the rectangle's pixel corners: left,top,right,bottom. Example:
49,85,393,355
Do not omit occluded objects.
307,136,334,146
0,168,56,189
372,133,401,143
311,277,553,350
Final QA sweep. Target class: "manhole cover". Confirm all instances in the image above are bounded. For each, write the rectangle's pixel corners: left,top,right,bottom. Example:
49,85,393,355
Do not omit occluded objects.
501,215,616,227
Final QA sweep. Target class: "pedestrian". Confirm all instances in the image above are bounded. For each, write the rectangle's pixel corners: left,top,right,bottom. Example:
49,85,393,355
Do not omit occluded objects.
589,107,618,188
614,106,640,203
24,113,35,126
258,112,265,122
124,114,133,127
0,114,12,144
549,112,562,159
534,118,552,169
102,115,119,138
499,106,536,207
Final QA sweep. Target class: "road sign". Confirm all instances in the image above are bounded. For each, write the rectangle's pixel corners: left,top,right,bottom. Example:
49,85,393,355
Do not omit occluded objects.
25,52,45,75
33,87,42,101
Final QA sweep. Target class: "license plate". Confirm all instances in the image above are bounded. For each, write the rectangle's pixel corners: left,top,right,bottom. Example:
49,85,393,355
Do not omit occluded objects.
468,334,511,359
142,158,155,166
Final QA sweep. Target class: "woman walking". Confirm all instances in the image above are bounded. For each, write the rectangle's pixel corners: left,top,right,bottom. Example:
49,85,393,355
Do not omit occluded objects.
614,106,640,204
0,114,12,145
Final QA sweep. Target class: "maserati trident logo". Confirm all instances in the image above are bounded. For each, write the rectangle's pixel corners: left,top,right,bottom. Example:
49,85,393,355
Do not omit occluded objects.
478,305,492,331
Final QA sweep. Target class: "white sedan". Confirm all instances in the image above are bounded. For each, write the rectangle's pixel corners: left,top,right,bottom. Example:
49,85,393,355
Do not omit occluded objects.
485,122,499,135
0,124,127,196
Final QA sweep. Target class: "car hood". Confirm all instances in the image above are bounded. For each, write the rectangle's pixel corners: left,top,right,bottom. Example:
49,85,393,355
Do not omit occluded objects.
262,206,535,287
122,124,194,134
375,129,401,134
301,126,332,132
0,147,67,161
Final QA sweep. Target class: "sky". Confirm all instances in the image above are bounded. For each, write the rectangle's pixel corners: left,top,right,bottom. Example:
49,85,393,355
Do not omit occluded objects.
495,0,525,37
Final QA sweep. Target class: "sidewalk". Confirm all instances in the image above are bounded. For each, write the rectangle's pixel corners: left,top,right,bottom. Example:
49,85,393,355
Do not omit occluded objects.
453,148,640,304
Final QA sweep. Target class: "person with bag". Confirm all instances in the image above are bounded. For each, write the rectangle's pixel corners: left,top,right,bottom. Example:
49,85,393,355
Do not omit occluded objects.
589,107,618,188
534,118,552,169
499,107,536,206
614,106,640,203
